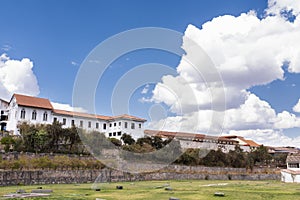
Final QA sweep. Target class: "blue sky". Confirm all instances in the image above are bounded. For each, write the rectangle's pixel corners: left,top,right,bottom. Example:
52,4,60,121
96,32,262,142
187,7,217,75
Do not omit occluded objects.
1,0,300,147
0,0,266,107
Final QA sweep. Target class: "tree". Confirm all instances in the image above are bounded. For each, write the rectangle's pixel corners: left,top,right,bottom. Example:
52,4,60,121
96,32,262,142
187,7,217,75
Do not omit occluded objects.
176,148,200,165
249,145,272,166
121,133,135,145
0,136,15,152
136,137,152,146
201,149,228,167
151,136,164,149
109,138,122,147
227,145,246,168
46,121,63,152
63,126,82,152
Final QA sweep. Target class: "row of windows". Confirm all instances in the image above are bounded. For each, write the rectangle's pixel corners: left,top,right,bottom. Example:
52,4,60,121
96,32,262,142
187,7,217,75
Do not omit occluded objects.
108,132,122,137
19,109,142,129
54,117,101,129
288,163,300,168
109,122,142,129
20,109,48,121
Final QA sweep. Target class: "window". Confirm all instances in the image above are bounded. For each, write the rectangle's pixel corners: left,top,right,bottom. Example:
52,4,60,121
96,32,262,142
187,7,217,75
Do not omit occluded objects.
288,163,300,168
117,131,121,136
119,122,121,126
113,132,116,136
103,123,107,130
109,123,112,127
124,122,128,128
114,122,116,127
139,123,141,128
32,110,37,120
71,120,75,126
53,117,57,122
109,133,112,137
43,112,48,121
20,109,26,119
80,120,83,127
96,122,99,129
62,118,66,125
131,123,135,129
88,121,91,128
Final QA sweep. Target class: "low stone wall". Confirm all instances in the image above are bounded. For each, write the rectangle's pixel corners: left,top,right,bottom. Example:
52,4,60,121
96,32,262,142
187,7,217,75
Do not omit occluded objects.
0,166,281,186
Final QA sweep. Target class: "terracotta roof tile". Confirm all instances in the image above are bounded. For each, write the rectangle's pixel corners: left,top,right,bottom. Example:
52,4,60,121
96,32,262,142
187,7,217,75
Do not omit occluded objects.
144,130,238,143
287,154,300,163
245,139,260,147
11,94,146,122
112,114,147,122
53,109,112,120
220,135,260,147
13,94,53,110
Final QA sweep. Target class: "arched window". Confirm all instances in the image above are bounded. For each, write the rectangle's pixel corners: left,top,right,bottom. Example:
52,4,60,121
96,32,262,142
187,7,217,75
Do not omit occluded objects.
20,109,26,119
43,112,48,121
32,110,37,120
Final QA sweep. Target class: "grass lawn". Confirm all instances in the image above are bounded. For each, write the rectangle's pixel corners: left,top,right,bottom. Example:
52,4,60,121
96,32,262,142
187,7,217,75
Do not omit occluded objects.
0,180,300,200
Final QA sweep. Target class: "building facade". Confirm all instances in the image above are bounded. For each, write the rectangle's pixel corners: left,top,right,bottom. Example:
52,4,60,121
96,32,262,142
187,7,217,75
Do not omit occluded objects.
4,94,146,140
0,99,9,132
144,129,260,153
281,154,300,183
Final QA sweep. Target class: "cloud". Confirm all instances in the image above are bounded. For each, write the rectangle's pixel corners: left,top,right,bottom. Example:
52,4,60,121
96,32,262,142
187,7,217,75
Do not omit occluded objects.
267,0,300,17
141,84,150,94
51,102,87,113
293,98,300,113
147,0,300,146
71,61,79,66
0,53,39,100
226,129,300,147
1,44,12,51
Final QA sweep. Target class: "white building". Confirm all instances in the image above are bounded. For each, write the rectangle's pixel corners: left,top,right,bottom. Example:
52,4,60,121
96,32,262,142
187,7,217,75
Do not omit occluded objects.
281,154,300,183
4,93,146,140
0,98,9,132
144,130,261,153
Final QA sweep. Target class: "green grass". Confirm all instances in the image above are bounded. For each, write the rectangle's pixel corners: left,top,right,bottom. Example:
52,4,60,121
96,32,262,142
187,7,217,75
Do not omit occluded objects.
0,180,300,200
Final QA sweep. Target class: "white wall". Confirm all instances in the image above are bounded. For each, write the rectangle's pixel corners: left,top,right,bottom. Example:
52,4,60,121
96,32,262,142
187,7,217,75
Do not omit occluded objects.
106,119,144,140
281,170,300,183
52,114,107,133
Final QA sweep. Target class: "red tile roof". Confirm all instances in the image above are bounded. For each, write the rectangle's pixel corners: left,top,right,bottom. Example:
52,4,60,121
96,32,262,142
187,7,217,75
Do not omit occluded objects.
287,154,300,163
144,130,238,143
220,135,260,147
112,114,147,122
11,94,146,122
13,94,53,110
245,139,260,147
53,109,112,120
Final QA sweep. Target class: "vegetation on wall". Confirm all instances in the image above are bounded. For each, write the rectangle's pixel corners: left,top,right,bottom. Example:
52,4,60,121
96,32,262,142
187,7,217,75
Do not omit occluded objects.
0,154,104,170
0,122,287,170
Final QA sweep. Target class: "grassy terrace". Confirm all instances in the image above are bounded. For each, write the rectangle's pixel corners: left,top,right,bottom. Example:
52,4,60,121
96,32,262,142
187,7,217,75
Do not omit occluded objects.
0,180,299,200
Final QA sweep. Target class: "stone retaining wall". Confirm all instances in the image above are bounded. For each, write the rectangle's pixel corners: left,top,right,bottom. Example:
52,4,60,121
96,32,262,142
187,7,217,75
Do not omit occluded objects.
0,166,281,186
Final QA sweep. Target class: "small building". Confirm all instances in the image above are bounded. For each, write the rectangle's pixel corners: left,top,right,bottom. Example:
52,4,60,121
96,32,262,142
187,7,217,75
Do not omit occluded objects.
281,154,300,183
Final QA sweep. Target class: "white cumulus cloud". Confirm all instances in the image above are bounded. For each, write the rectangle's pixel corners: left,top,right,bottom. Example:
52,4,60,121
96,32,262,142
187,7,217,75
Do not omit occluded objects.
0,54,40,101
293,99,300,113
148,0,300,146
